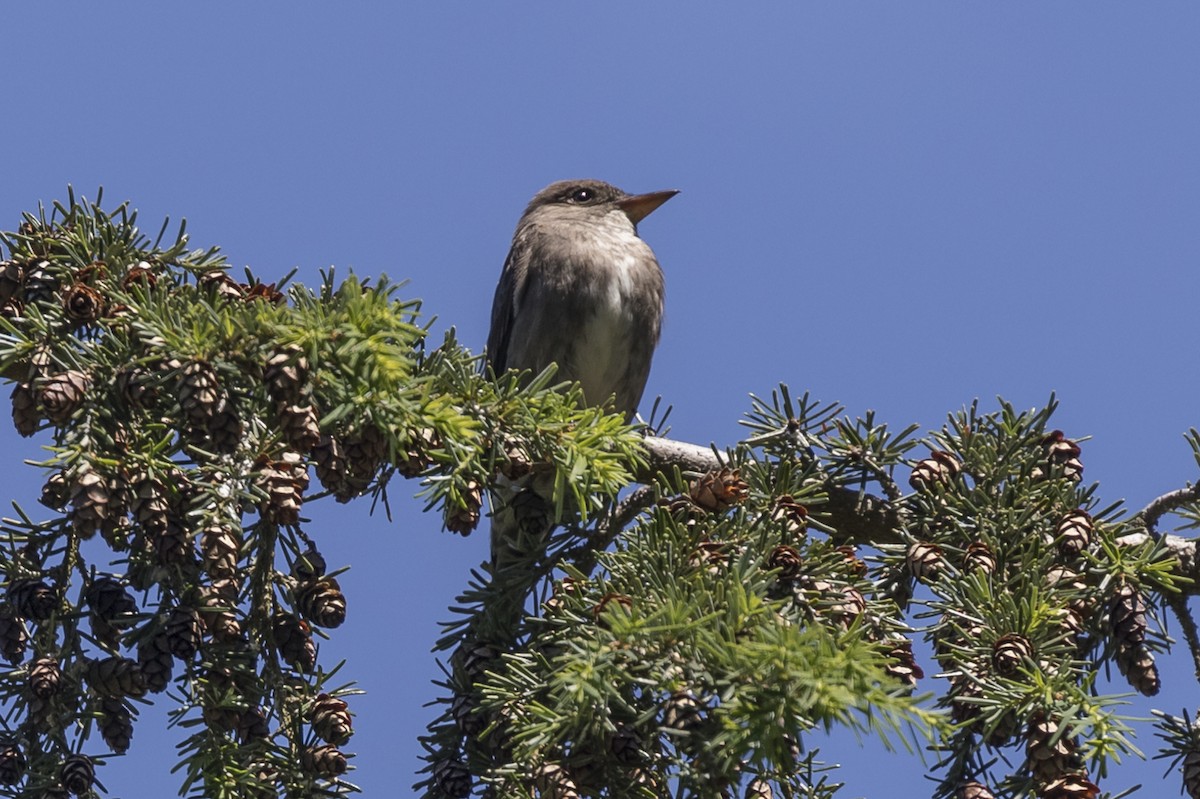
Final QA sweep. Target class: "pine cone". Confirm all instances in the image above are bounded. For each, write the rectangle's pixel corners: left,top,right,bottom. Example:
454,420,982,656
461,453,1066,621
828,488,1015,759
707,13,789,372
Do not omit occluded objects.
609,724,642,765
398,427,439,478
309,693,353,745
956,782,996,799
962,541,996,574
153,515,194,566
1038,773,1099,799
451,693,484,737
98,696,133,753
1026,714,1079,783
534,763,579,799
279,403,321,452
0,261,24,304
0,607,28,664
59,753,94,796
909,450,961,491
137,631,174,693
836,545,869,577
11,382,39,436
769,495,808,536
201,524,242,578
1183,748,1200,799
993,632,1034,676
433,758,471,799
746,779,774,799
1109,584,1147,646
129,472,171,531
69,467,114,539
86,656,147,697
272,613,316,671
165,606,204,660
199,270,244,301
258,452,309,525
264,346,309,404
313,434,354,500
22,259,57,304
38,370,90,424
1055,511,1093,558
292,546,327,580
9,577,56,621
688,541,728,575
28,657,62,699
1037,431,1083,482
0,740,26,786
237,706,271,743
1115,642,1160,696
296,577,347,629
121,261,158,291
445,480,482,536
178,360,223,428
343,424,387,490
906,540,944,581
767,545,804,581
302,744,347,778
884,639,924,688
39,471,69,510
662,690,703,731
688,467,749,513
205,403,243,455
61,282,105,324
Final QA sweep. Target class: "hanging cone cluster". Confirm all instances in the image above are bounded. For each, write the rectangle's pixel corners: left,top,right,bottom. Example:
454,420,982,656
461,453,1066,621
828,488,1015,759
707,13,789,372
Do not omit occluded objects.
97,697,133,754
258,452,309,525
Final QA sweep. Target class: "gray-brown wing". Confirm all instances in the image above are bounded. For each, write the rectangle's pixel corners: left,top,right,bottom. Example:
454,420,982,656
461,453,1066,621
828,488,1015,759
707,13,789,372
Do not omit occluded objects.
486,238,528,374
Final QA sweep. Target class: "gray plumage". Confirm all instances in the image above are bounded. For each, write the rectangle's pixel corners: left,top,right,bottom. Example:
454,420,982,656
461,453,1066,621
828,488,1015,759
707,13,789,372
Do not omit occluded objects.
486,179,676,567
487,179,676,418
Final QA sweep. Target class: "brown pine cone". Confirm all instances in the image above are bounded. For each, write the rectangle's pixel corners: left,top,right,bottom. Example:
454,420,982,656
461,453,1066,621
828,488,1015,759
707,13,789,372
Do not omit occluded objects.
767,545,803,581
237,706,271,743
69,467,115,539
608,724,642,765
313,434,354,500
11,382,39,436
962,541,996,574
201,524,242,578
302,744,348,778
86,656,147,698
178,360,223,428
38,370,90,424
61,282,105,324
28,657,62,699
0,261,24,304
993,632,1034,676
1038,431,1083,482
746,779,774,799
98,696,133,754
688,467,749,513
1055,511,1093,558
908,451,961,491
8,577,56,621
662,690,703,732
137,631,175,693
1026,713,1079,783
445,480,482,536
769,495,808,536
165,606,204,660
433,758,471,799
0,608,28,664
343,424,387,490
1183,748,1200,799
205,403,243,455
272,613,316,671
296,577,347,629
956,782,996,799
309,692,353,745
906,540,944,581
199,270,244,301
884,639,924,688
1115,642,1160,696
279,403,321,452
59,753,95,796
258,452,309,525
263,346,309,404
1038,772,1099,799
0,740,26,785
292,546,327,580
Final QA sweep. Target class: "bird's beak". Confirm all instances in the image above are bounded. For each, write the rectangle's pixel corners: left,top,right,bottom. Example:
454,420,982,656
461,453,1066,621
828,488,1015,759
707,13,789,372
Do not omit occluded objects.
616,189,679,224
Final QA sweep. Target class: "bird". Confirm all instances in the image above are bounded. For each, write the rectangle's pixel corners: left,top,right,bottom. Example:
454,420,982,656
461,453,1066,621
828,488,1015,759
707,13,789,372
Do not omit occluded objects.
486,179,677,565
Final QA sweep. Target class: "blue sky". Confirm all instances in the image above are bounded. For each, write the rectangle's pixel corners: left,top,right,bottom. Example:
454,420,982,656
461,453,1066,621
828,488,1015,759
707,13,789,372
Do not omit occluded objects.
3,4,1199,797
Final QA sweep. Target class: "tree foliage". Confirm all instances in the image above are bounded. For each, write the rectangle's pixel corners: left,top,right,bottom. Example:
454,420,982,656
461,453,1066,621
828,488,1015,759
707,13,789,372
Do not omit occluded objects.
0,191,1197,799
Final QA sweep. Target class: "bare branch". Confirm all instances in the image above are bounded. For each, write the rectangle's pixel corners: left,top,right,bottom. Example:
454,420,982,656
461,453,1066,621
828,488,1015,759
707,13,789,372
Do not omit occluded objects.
1136,483,1200,540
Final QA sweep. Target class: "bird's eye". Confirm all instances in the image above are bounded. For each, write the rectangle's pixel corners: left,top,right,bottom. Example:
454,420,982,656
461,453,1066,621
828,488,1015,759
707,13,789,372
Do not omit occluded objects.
569,187,594,203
